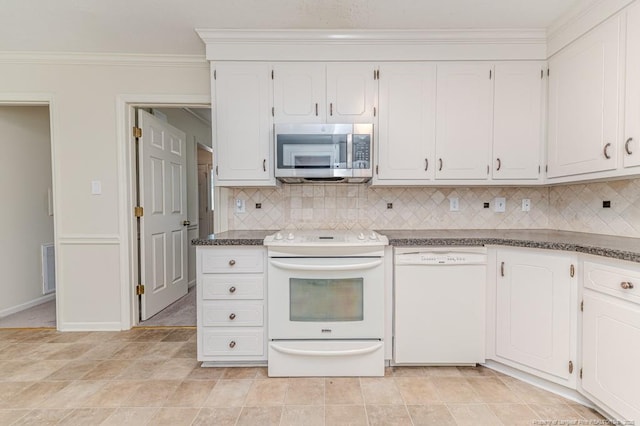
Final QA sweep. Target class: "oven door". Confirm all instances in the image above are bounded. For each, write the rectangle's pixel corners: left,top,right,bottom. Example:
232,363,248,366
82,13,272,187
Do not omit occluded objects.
268,256,384,340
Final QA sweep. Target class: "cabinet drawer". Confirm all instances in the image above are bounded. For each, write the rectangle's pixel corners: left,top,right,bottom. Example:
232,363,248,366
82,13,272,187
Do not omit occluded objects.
201,275,264,300
584,261,640,304
200,248,264,273
201,329,264,356
201,301,264,326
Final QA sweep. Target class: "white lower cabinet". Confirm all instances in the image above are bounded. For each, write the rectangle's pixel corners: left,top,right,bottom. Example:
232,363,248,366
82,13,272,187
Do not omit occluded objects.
580,258,640,422
196,246,267,363
493,248,578,387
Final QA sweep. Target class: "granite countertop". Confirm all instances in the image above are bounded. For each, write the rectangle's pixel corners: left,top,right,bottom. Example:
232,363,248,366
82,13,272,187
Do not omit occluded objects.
192,229,640,263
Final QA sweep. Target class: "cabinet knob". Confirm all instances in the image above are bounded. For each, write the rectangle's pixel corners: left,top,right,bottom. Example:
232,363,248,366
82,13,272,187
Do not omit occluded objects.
229,341,236,348
229,286,236,293
626,137,634,155
228,259,236,266
229,313,236,320
603,143,612,159
621,281,634,290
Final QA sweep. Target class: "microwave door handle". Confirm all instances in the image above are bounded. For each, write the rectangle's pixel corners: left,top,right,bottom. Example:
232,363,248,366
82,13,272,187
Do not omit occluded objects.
270,259,383,272
346,133,353,169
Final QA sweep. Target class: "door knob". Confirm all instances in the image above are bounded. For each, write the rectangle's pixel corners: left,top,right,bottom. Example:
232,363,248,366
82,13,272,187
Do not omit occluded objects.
182,220,191,226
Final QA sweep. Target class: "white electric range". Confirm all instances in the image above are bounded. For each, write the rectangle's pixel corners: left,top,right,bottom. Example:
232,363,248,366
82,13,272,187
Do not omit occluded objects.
263,230,389,377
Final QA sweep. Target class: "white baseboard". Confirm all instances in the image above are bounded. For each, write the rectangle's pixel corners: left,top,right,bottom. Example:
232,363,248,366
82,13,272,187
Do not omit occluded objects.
0,293,55,319
58,322,123,331
188,279,196,288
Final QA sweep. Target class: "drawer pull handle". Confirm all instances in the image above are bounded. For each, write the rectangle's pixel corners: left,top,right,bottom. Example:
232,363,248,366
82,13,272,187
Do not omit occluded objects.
229,341,236,348
603,142,611,159
621,281,634,290
626,137,634,155
500,261,505,277
228,260,236,266
229,286,236,293
229,313,236,320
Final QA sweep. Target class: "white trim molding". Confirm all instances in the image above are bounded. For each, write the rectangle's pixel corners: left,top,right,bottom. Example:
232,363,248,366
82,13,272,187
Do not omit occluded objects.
57,235,120,245
0,51,208,67
196,29,548,61
58,322,124,332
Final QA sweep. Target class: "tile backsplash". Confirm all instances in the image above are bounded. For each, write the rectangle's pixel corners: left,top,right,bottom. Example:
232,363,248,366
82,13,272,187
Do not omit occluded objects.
225,178,640,238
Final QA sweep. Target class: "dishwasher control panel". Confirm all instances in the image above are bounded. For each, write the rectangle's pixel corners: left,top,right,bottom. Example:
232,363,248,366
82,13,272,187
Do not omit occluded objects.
395,249,487,266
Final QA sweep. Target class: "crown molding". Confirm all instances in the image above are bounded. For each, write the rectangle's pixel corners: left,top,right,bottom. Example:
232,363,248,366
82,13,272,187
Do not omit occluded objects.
0,51,208,67
196,29,548,61
547,0,634,56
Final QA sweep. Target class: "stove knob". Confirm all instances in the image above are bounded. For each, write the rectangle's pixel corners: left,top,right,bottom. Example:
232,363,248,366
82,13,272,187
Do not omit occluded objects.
369,232,378,240
358,232,366,240
287,232,295,240
274,232,283,240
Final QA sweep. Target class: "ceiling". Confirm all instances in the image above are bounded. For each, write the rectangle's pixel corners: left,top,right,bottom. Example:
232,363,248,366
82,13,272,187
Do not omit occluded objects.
1,0,586,56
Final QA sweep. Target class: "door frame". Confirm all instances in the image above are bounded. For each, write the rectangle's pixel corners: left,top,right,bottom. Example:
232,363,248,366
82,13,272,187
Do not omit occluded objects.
116,95,210,328
0,94,60,329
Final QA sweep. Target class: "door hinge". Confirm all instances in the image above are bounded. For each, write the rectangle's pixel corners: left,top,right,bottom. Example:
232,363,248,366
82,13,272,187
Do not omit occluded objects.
213,70,216,80
580,368,583,379
581,300,584,312
134,206,143,218
569,360,574,374
132,127,142,138
570,264,575,278
136,284,145,295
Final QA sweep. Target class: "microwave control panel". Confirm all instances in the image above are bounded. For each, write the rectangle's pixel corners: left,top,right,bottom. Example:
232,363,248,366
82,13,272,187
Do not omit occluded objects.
352,136,371,169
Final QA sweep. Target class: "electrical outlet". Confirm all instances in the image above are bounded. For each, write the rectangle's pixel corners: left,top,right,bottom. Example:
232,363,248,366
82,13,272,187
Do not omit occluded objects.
522,199,531,212
603,200,611,208
483,202,490,208
494,197,506,213
449,197,459,212
387,203,393,209
235,198,246,213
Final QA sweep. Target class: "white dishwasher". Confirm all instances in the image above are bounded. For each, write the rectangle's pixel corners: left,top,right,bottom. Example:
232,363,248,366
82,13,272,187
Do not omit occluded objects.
393,247,487,365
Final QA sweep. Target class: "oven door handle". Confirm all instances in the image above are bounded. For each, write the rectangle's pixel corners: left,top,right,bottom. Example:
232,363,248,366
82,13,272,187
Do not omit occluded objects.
270,342,383,357
269,259,382,271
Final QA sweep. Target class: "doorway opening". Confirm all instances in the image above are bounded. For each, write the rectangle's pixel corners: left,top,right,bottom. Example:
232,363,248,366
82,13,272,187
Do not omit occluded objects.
0,105,57,328
127,105,213,328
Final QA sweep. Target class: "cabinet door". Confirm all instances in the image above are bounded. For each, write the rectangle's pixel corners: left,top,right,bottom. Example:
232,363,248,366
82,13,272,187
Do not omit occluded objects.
624,3,640,168
376,63,436,181
273,63,325,123
435,63,493,180
326,63,377,123
493,62,544,180
496,249,576,385
213,62,274,184
582,290,640,421
547,16,622,178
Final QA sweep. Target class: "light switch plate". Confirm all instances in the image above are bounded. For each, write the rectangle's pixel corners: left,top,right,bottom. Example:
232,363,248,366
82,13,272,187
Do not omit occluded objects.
91,180,102,195
494,197,506,213
235,198,246,213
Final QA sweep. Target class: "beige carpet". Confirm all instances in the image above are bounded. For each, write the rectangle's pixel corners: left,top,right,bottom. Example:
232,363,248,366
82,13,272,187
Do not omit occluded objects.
140,285,196,326
0,298,56,328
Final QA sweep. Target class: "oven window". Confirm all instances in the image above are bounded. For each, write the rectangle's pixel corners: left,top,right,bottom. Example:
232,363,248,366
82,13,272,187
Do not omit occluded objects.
290,278,363,322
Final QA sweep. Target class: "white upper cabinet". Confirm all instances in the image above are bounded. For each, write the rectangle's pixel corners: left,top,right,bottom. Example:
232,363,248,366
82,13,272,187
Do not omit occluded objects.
273,63,325,123
624,3,640,169
213,62,275,186
326,63,378,123
495,248,577,387
492,62,544,180
375,63,437,182
547,15,622,178
435,63,494,180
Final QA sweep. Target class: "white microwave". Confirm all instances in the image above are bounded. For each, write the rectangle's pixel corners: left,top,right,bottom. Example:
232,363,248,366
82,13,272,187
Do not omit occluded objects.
274,123,373,183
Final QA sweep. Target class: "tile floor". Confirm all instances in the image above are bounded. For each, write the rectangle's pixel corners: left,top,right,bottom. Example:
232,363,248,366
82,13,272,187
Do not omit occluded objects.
0,327,606,425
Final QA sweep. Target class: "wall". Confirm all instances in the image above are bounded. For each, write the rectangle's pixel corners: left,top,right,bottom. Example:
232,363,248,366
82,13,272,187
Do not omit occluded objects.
226,178,640,238
0,59,210,330
0,106,54,316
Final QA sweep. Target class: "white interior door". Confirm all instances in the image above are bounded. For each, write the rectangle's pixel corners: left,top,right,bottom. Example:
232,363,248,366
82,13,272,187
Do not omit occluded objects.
138,109,188,320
